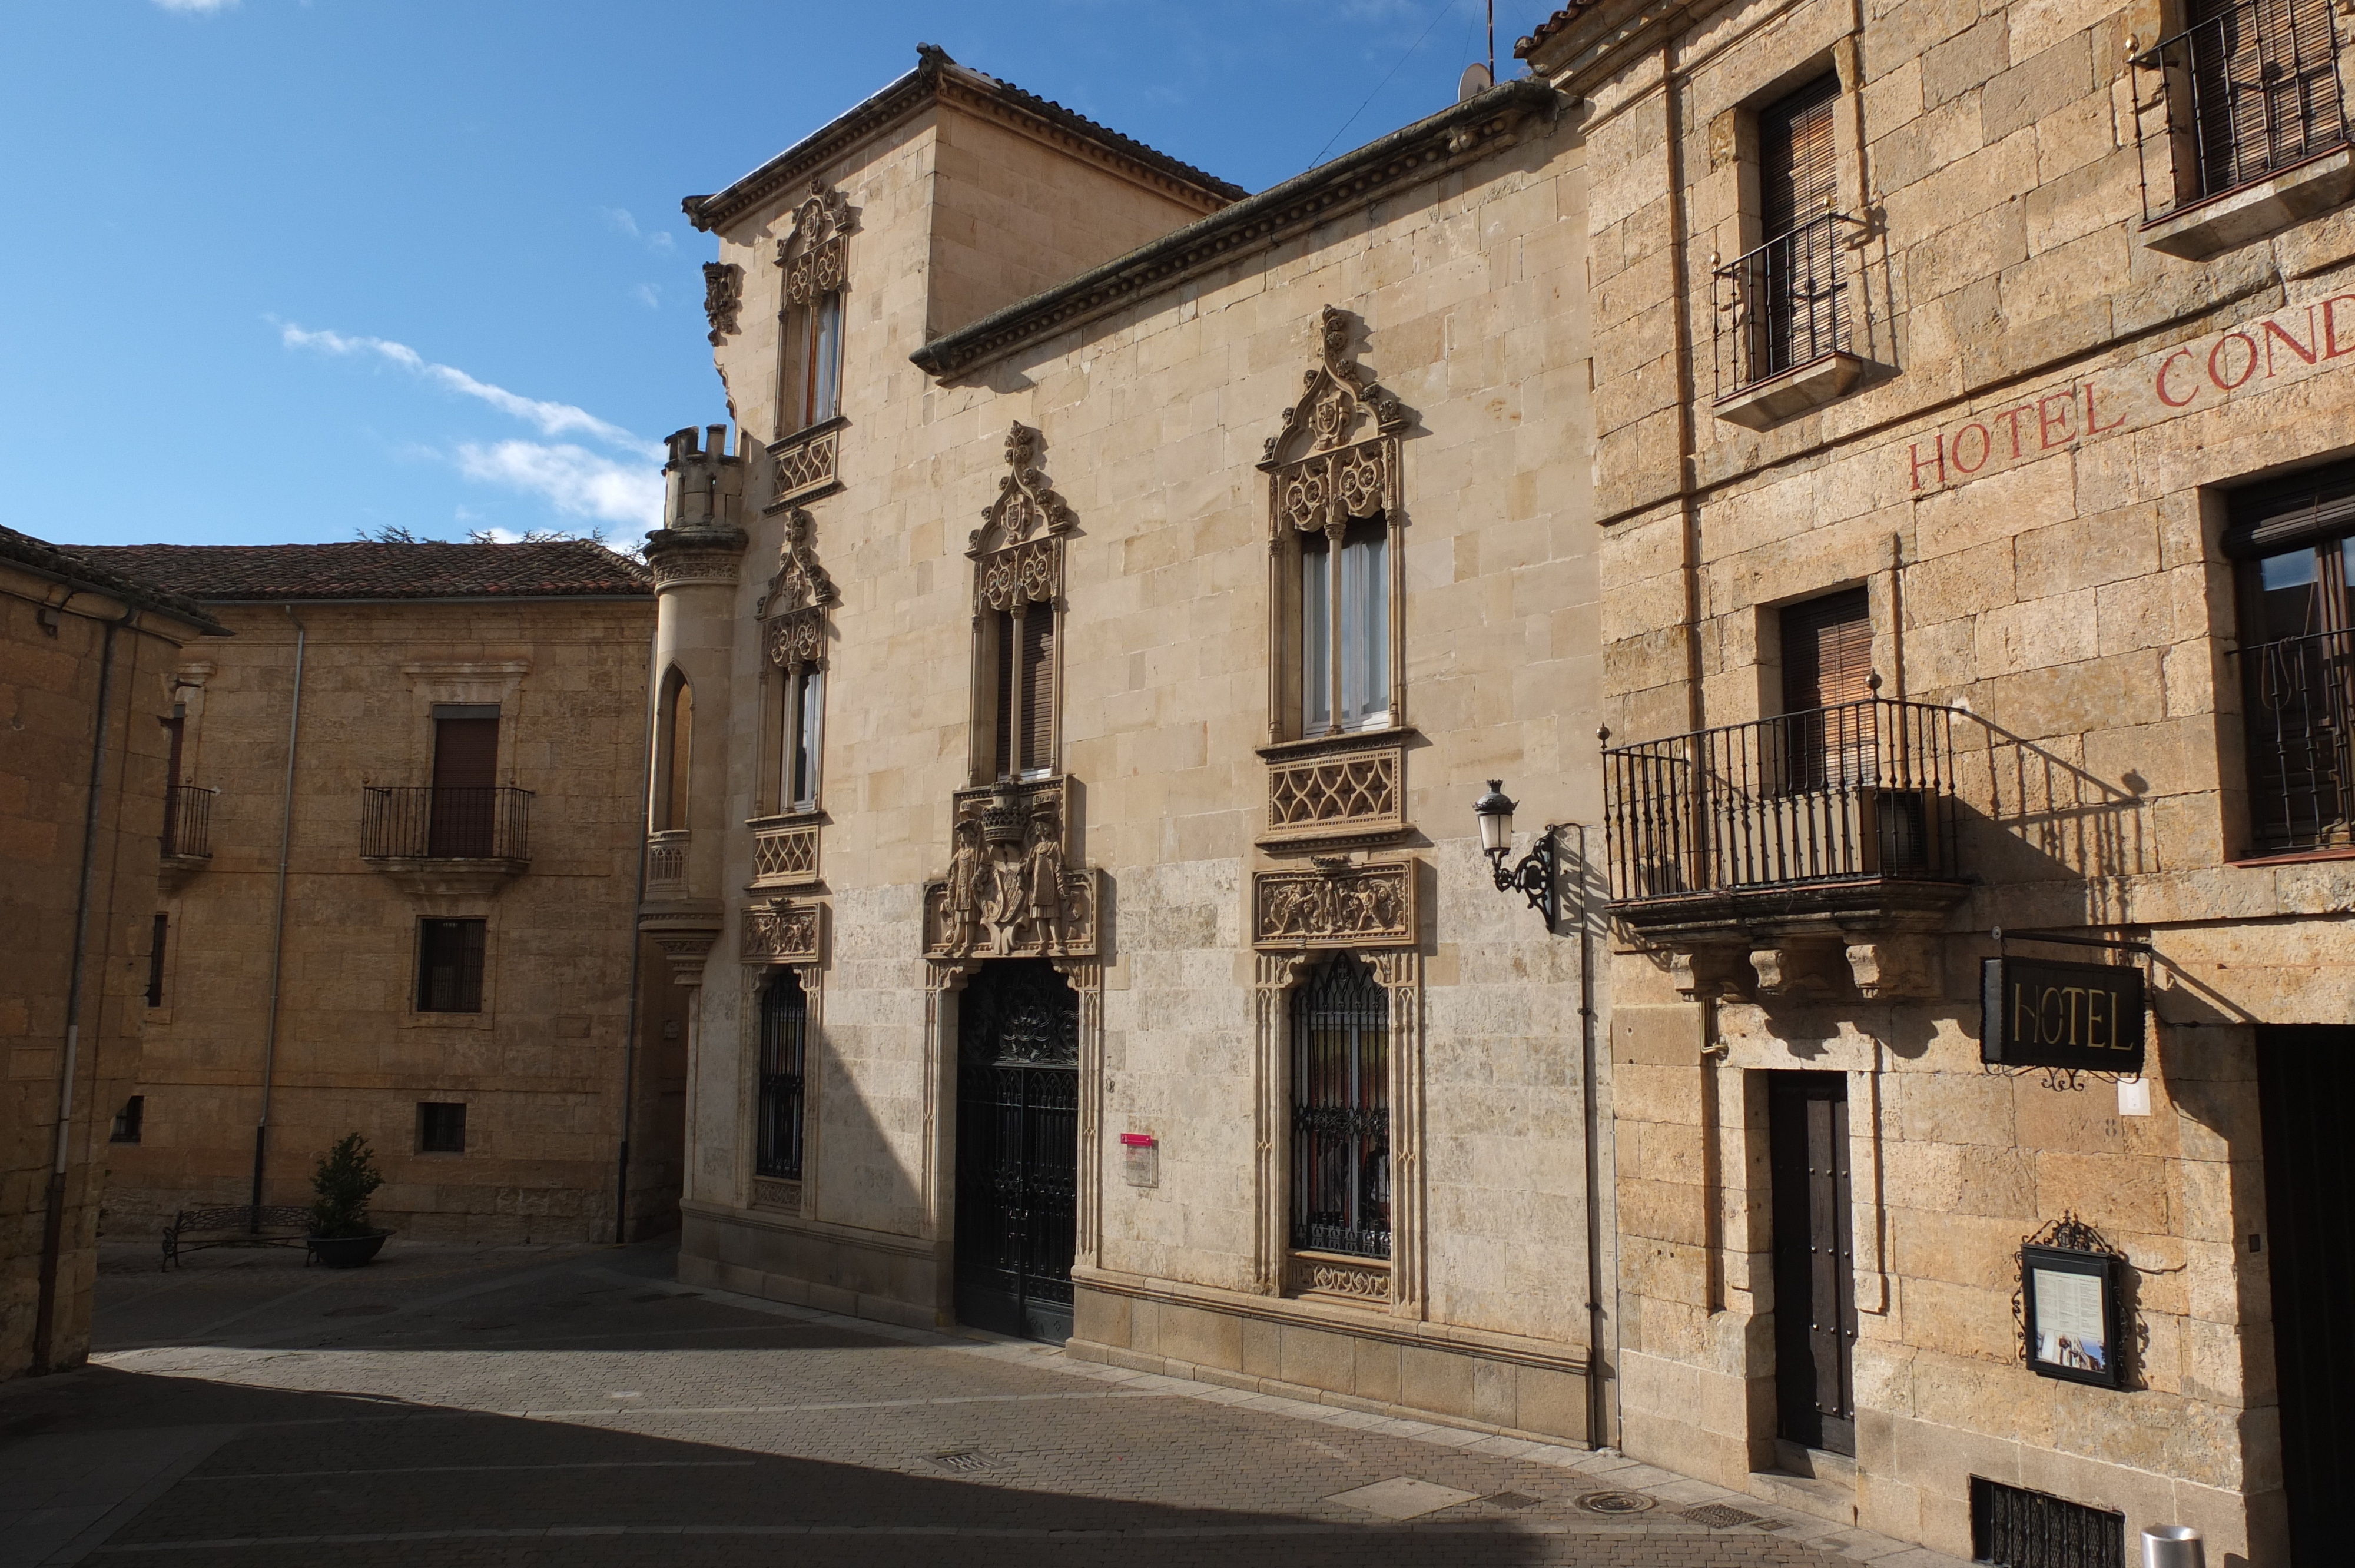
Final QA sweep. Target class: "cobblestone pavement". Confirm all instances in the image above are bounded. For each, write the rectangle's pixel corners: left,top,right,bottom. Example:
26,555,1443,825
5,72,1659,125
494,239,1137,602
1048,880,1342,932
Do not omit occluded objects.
0,1241,1969,1568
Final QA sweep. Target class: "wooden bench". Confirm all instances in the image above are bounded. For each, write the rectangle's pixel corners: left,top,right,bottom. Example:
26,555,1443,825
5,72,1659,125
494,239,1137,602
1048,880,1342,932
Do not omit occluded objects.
161,1205,314,1269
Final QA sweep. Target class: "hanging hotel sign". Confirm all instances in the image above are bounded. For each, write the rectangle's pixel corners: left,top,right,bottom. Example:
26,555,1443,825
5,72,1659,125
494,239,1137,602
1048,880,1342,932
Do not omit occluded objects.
1979,957,2145,1074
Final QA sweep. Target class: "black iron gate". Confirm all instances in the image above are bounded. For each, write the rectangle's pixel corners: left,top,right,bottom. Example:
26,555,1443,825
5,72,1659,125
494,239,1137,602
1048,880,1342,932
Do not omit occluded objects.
954,959,1079,1342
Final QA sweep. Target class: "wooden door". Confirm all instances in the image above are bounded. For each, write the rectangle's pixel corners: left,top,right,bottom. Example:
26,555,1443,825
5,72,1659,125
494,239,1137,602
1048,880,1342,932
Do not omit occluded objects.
1780,588,1874,790
1771,1072,1856,1456
2257,1026,2355,1565
429,706,499,857
953,960,1079,1343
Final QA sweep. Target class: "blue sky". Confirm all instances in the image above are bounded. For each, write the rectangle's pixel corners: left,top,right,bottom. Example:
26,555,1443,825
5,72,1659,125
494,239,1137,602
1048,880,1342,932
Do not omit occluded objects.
4,1,1557,549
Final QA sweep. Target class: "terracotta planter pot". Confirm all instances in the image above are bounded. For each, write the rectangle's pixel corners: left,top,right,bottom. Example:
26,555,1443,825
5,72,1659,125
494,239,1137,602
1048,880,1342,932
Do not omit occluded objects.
306,1230,392,1268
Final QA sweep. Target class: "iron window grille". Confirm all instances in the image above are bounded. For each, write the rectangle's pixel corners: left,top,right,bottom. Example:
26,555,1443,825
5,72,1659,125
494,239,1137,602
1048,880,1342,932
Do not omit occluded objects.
2230,465,2355,855
756,971,808,1181
1289,955,1391,1260
1712,210,1866,399
362,786,533,861
110,1095,144,1144
2132,0,2351,222
1603,697,1961,901
417,1101,467,1154
1968,1477,2125,1568
162,783,215,860
416,919,486,1013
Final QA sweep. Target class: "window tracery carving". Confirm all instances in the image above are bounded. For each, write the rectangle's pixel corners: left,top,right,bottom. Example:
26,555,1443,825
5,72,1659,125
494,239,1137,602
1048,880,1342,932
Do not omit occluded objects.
777,182,855,306
775,180,854,446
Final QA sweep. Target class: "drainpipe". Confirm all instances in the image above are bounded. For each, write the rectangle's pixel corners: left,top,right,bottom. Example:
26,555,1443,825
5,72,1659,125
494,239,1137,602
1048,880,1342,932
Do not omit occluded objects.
613,650,657,1244
32,618,121,1374
251,606,307,1216
1573,823,1614,1450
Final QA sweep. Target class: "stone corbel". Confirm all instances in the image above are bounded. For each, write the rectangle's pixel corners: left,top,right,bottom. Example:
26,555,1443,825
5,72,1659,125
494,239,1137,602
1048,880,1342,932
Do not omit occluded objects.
1671,944,1752,1002
1845,935,1941,1000
1749,941,1842,999
639,906,724,988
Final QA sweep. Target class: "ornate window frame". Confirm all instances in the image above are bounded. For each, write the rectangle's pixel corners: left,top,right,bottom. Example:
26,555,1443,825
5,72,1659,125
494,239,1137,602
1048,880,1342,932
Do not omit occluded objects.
1258,308,1416,852
747,507,834,892
770,181,855,504
967,423,1072,787
1253,946,1424,1314
736,944,823,1218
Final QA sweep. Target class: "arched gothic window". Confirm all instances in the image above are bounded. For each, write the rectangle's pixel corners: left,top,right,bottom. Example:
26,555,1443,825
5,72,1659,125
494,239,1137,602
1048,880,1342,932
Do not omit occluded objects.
969,424,1071,785
654,669,692,832
756,969,808,1180
1290,955,1391,1259
775,182,854,436
758,507,836,816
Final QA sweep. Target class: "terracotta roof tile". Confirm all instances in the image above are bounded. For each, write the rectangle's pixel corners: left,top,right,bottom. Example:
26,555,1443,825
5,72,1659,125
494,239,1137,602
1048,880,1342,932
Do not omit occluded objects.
0,524,230,634
66,541,652,602
1514,2,1603,59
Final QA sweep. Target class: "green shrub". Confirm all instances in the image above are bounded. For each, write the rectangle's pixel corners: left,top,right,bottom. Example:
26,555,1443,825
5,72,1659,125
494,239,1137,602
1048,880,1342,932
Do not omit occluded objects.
310,1132,384,1238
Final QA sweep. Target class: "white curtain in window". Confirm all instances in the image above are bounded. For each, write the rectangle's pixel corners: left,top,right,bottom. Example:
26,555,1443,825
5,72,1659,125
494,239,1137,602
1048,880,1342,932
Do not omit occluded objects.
808,293,843,426
1339,519,1388,728
789,666,824,809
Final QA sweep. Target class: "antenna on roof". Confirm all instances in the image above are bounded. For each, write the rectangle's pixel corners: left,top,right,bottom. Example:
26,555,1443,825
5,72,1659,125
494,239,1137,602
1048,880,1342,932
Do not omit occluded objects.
1458,1,1495,99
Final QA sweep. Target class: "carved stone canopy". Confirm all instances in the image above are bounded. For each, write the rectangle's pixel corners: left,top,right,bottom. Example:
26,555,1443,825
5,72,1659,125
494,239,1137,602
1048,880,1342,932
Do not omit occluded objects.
1260,307,1412,472
970,423,1073,556
757,506,836,668
702,262,744,345
1252,855,1418,951
778,181,856,306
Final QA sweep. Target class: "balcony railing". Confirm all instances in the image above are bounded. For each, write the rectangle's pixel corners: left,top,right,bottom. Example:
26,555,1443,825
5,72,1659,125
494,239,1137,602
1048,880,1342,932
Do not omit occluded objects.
361,786,532,862
1712,210,1866,399
161,783,215,861
1604,699,1961,902
2242,627,2355,854
2134,0,2351,221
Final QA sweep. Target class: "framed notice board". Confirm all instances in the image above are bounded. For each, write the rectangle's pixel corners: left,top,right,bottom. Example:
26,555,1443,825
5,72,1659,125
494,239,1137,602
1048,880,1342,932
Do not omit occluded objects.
2021,1243,2124,1388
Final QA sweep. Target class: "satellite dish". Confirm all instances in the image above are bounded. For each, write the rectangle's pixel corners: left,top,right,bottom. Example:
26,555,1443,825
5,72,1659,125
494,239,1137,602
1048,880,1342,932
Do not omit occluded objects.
1457,62,1492,101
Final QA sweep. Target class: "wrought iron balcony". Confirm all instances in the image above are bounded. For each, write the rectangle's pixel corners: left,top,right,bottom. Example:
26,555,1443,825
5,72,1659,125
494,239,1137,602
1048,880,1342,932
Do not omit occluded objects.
161,783,215,862
1603,699,1969,957
2134,0,2351,222
1711,211,1867,423
2241,627,2355,855
361,786,532,863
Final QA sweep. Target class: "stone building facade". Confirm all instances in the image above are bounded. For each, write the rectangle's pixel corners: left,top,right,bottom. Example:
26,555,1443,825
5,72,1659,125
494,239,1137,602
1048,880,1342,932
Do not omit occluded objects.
1520,0,2355,1558
653,46,1612,1444
2,527,222,1378
72,542,679,1244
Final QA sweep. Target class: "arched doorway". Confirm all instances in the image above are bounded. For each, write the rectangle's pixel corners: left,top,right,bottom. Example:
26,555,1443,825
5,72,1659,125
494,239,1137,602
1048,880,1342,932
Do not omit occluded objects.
953,959,1079,1341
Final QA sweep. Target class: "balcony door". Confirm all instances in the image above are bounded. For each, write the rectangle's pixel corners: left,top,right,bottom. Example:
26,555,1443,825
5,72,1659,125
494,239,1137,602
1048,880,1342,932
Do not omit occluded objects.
2185,0,2345,198
429,704,499,857
1780,587,1873,788
2232,463,2355,854
1757,74,1843,377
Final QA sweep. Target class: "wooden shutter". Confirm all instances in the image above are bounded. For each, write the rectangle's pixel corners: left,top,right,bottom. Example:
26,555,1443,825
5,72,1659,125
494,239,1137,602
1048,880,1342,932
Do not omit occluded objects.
1761,74,1840,241
993,611,1016,780
1781,588,1873,713
2188,0,2344,193
433,711,500,790
1020,609,1055,774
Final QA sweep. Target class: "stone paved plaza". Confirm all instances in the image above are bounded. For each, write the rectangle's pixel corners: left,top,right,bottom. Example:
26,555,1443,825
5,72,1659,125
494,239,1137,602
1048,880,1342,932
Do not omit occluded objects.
0,1243,1968,1567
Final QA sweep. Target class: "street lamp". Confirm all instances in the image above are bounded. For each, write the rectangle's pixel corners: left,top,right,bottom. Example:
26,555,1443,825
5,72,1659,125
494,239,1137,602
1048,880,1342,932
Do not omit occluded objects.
1474,779,1556,928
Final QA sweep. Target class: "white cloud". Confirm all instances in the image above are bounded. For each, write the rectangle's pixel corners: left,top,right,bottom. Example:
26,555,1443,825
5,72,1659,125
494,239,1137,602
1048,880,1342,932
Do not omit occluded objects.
600,207,676,253
456,441,664,528
280,323,646,448
632,283,662,310
154,0,238,11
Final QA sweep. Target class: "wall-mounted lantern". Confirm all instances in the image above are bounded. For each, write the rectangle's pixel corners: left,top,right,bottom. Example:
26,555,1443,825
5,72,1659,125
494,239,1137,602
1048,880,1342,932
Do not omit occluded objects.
1473,779,1556,928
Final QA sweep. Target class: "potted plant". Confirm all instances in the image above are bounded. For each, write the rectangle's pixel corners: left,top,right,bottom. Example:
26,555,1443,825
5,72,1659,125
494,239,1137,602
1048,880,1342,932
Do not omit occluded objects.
306,1132,392,1268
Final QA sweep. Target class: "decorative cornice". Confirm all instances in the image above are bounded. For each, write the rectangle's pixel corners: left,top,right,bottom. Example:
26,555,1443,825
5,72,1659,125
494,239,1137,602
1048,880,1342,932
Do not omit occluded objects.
684,45,1242,237
910,80,1561,381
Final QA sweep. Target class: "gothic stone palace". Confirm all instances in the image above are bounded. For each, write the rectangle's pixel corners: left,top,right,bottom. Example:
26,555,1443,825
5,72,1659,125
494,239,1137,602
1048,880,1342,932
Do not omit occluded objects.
644,45,1604,1444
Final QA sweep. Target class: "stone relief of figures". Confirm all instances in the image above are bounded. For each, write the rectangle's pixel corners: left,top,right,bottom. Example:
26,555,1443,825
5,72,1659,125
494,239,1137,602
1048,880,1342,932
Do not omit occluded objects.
927,786,1097,959
1252,859,1417,949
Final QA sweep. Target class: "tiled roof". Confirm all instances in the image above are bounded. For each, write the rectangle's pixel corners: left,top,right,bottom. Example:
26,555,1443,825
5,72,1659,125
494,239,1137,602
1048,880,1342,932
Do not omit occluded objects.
685,45,1244,235
0,524,229,634
67,541,652,602
1514,2,1603,59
